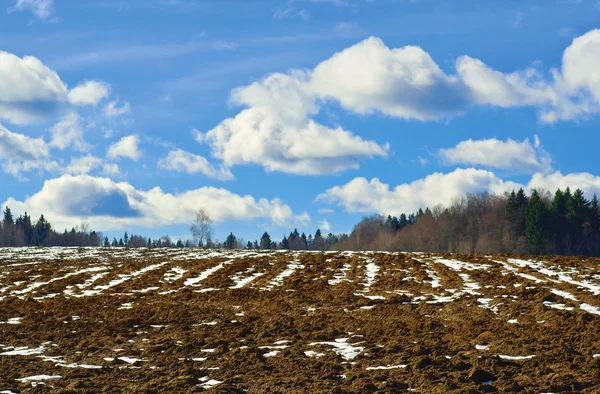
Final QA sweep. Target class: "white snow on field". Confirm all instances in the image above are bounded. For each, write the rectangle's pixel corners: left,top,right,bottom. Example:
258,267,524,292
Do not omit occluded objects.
58,363,103,369
423,261,442,288
305,351,325,358
12,266,108,296
17,375,61,382
580,303,600,315
458,273,481,295
263,351,280,357
261,259,305,291
163,267,187,282
1,345,46,356
544,302,574,311
551,289,578,301
230,268,264,289
198,377,222,389
185,260,232,287
476,345,489,351
118,357,143,364
308,338,364,360
328,263,352,285
498,354,535,361
354,293,386,300
92,262,170,293
434,258,490,272
362,259,379,289
366,365,407,370
0,317,22,324
507,259,600,295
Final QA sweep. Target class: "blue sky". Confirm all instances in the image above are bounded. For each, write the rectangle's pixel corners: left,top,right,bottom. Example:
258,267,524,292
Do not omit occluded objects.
2,0,600,244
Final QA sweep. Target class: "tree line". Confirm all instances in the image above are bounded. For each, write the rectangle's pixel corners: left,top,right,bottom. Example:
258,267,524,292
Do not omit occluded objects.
1,186,599,256
334,187,600,256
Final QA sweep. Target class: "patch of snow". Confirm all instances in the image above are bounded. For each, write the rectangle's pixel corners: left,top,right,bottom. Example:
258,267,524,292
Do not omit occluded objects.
308,338,364,360
366,365,407,370
198,377,222,389
185,260,232,286
498,354,535,361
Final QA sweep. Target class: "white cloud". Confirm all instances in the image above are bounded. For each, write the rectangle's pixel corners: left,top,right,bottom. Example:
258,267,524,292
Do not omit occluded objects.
512,12,524,30
318,208,334,214
317,168,523,215
0,123,57,179
273,6,311,20
0,50,67,125
310,37,472,121
318,219,331,232
0,123,49,162
49,112,89,152
68,81,111,106
102,163,121,177
3,174,311,230
8,0,54,20
439,136,552,174
201,73,389,175
309,30,600,123
107,135,142,161
528,171,600,198
103,99,131,118
63,155,103,175
158,149,233,180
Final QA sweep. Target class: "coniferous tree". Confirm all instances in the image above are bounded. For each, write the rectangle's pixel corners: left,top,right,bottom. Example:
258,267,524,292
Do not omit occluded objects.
225,233,237,249
260,232,272,249
526,190,549,254
104,237,110,247
281,236,290,250
123,232,129,247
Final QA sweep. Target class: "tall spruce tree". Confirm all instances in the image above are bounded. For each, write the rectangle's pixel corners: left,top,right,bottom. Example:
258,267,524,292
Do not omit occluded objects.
260,232,272,250
526,190,549,254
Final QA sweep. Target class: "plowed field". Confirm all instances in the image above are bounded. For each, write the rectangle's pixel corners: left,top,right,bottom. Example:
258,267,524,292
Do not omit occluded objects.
1,248,600,393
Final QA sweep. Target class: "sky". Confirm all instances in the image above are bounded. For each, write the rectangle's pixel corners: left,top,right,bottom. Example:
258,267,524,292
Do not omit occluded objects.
2,0,600,244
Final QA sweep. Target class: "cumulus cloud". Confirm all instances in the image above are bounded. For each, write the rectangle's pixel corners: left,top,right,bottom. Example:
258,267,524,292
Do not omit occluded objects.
49,112,89,152
0,123,49,162
8,0,54,20
201,73,389,175
439,136,552,174
103,99,131,118
0,123,57,179
158,149,233,180
68,81,111,106
317,168,523,215
107,135,142,161
3,174,311,230
528,171,600,198
102,163,121,177
199,29,600,177
310,38,472,120
0,49,112,127
319,219,331,232
63,155,104,175
0,50,68,125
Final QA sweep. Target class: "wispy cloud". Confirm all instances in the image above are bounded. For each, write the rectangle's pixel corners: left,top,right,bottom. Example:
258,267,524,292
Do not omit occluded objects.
8,0,55,21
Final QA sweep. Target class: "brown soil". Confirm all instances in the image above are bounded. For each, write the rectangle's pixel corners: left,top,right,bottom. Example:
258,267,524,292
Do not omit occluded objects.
1,248,600,393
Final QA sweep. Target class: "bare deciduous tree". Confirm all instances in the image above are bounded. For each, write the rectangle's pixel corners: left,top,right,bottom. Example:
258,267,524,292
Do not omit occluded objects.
190,208,213,248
